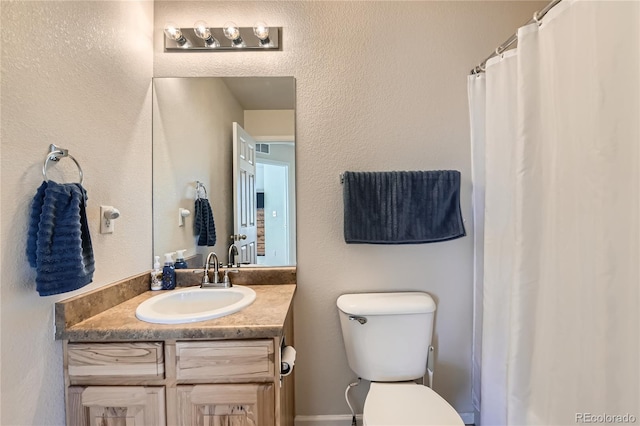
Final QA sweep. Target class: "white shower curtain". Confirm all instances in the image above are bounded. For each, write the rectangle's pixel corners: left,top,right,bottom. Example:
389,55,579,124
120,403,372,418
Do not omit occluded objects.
469,1,640,425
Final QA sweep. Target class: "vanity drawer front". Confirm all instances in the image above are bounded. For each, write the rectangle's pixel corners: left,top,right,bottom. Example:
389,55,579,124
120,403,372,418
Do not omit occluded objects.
176,340,274,381
67,342,164,382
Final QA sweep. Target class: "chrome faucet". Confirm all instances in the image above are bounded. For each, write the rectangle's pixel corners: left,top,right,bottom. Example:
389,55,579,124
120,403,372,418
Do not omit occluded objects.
228,244,239,267
201,252,220,287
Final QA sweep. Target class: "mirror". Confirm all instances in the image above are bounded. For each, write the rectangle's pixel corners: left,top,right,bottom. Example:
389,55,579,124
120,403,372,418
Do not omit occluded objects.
152,77,296,267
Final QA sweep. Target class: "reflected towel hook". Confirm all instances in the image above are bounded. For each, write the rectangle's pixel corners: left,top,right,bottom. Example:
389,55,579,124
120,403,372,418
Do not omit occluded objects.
196,181,208,199
42,144,84,185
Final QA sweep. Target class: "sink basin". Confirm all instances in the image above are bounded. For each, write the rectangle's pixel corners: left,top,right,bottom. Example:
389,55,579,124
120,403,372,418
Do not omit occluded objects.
135,286,256,325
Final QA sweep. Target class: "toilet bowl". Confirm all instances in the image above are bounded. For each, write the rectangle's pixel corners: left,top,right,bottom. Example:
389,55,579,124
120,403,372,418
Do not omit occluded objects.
337,292,464,426
364,383,463,426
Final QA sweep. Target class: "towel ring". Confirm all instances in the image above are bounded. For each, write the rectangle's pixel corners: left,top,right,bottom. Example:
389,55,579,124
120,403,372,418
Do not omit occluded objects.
42,144,84,185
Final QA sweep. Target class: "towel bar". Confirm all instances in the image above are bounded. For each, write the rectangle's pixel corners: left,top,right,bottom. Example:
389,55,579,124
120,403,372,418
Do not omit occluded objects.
42,144,84,185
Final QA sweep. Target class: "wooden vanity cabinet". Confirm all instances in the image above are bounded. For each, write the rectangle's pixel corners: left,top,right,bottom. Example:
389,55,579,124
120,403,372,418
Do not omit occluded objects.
63,313,294,426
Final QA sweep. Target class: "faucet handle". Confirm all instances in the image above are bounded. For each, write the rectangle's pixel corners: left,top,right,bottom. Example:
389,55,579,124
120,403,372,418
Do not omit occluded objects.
222,269,239,287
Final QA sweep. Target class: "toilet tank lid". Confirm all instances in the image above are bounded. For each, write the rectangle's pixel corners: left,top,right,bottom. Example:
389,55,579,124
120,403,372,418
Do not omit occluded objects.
337,292,436,315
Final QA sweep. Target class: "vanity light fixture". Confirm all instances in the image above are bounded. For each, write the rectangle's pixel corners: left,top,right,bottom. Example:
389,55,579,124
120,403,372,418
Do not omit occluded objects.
193,20,220,47
163,21,281,51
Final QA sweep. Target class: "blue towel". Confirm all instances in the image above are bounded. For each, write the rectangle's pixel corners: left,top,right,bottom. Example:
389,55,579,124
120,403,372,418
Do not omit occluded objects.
194,198,217,246
26,181,95,296
343,170,466,244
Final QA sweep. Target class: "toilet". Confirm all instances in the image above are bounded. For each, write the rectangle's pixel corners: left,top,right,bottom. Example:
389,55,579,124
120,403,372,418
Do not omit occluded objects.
337,292,464,426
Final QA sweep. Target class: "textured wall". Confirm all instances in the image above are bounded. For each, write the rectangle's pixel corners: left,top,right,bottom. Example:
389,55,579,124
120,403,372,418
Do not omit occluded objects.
154,1,543,419
0,2,153,424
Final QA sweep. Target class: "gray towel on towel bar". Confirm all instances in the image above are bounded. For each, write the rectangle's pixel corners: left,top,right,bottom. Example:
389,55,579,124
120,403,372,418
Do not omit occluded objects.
343,170,466,244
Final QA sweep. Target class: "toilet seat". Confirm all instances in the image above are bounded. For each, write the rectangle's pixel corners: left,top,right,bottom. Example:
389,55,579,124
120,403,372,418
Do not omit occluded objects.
363,382,464,426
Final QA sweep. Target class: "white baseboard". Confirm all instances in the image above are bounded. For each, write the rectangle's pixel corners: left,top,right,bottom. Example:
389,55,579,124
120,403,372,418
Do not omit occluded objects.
295,412,475,426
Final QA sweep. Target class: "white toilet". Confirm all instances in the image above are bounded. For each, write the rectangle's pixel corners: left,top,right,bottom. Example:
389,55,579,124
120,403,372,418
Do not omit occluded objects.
337,292,464,426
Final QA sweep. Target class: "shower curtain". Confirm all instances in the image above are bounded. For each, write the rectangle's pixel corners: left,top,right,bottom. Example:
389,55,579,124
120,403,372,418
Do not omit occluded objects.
468,1,639,425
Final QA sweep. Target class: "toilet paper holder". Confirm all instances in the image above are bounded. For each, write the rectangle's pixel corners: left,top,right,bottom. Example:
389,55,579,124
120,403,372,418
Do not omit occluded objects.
280,343,296,385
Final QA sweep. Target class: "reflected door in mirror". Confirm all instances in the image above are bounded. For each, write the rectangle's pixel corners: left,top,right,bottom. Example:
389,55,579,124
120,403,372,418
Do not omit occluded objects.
233,123,257,264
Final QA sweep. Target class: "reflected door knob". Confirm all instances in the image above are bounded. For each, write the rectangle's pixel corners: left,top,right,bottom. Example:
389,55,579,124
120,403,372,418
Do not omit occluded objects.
230,234,247,241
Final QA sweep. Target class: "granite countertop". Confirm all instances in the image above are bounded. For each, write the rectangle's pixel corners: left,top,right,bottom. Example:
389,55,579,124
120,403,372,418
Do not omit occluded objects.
55,268,296,342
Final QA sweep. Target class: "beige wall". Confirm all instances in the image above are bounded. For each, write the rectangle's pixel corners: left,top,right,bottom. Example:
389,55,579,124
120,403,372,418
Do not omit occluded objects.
0,1,153,424
153,78,244,261
154,1,543,421
0,1,544,424
245,110,296,139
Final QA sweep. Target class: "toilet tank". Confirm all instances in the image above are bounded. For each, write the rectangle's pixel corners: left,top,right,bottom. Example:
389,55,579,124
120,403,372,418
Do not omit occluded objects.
337,292,436,382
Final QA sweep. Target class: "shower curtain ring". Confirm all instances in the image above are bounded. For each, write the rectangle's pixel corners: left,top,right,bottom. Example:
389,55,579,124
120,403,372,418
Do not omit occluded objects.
533,11,542,26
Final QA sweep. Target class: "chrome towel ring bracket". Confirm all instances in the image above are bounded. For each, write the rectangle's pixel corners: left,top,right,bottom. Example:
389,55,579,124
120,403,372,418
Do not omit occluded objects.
42,144,84,185
195,180,208,199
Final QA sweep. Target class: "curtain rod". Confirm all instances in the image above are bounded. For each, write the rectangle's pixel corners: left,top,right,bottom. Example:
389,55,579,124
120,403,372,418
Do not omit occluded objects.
469,0,563,75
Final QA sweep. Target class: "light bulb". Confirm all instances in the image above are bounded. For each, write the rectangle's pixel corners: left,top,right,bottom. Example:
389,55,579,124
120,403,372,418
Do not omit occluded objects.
193,20,219,47
193,20,210,40
253,21,269,40
253,21,270,46
164,22,187,46
223,21,244,46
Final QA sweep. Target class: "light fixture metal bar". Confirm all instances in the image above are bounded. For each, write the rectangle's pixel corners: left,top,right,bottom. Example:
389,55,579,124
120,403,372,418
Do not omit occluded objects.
164,27,281,51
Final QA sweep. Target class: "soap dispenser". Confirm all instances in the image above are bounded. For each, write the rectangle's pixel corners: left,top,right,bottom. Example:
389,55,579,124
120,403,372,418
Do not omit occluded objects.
174,249,188,269
150,255,162,291
162,252,176,290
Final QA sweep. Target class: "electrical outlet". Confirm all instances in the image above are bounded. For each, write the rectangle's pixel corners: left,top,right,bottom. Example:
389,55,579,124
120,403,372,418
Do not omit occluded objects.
100,205,115,234
178,208,190,227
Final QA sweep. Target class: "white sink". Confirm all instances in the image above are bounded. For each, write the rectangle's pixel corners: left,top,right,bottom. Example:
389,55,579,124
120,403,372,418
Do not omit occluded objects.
135,286,256,325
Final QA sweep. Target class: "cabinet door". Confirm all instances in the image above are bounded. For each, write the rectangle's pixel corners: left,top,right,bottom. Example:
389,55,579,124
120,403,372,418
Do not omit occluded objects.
177,384,274,426
67,386,165,426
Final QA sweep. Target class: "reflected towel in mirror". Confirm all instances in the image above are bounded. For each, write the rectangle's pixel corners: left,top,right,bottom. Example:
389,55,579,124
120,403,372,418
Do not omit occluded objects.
194,197,217,246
